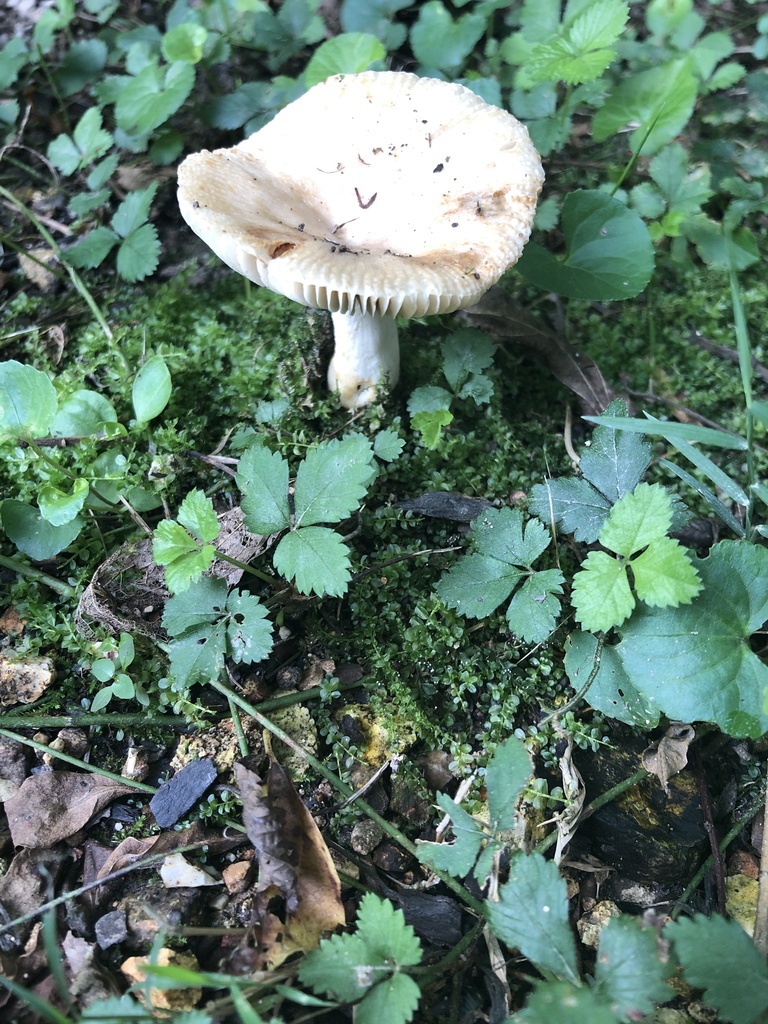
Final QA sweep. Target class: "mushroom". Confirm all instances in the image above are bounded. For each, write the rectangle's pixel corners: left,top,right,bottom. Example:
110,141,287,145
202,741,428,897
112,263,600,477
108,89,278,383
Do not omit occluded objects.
177,71,544,409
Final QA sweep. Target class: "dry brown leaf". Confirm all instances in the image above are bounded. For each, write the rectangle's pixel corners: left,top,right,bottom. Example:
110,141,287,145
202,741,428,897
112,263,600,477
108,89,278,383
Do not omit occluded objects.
0,846,71,953
235,760,345,969
460,286,618,416
554,734,586,865
642,723,695,795
4,771,134,847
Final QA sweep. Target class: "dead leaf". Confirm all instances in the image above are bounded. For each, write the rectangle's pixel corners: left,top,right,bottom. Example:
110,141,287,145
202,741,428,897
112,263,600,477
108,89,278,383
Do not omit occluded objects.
4,771,134,847
393,492,493,522
554,734,586,865
460,287,618,416
159,852,221,888
235,760,345,969
0,846,71,950
0,653,55,707
642,723,695,795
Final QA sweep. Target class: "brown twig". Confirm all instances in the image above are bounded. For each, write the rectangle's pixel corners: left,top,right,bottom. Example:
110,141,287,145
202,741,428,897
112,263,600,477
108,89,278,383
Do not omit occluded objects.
693,745,727,917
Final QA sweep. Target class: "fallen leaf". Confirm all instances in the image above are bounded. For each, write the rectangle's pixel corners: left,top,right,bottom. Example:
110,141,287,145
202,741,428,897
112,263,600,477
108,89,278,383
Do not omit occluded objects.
4,771,134,847
554,734,586,865
159,852,221,888
393,492,493,523
0,846,71,950
235,760,345,969
642,723,696,795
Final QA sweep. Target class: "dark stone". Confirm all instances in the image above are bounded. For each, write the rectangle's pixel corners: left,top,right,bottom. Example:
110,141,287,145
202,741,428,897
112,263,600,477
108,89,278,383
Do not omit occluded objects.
95,909,128,949
149,758,217,827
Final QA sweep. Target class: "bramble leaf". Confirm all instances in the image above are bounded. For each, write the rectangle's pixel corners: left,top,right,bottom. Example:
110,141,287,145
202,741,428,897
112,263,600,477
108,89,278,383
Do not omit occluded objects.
436,552,525,618
117,222,161,282
111,182,159,238
293,434,375,526
177,489,219,544
273,527,352,597
594,916,671,1019
506,569,565,643
572,549,635,631
526,0,629,85
64,226,118,270
237,445,291,534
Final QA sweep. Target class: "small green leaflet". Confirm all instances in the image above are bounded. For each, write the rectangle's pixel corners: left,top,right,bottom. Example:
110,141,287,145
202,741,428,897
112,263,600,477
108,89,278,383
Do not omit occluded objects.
593,917,671,1019
38,479,89,526
132,352,171,423
436,507,563,643
304,32,386,87
409,0,486,71
373,428,404,462
416,791,486,877
528,400,651,543
442,329,495,396
485,852,579,984
0,360,58,439
47,106,112,175
153,491,220,594
517,981,618,1024
571,482,702,632
526,0,629,86
176,489,219,544
299,893,421,1024
273,526,352,597
237,445,291,535
163,577,273,689
293,433,375,526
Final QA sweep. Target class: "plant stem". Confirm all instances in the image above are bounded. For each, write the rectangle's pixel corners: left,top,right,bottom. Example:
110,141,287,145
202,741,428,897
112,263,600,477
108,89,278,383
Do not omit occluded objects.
209,679,486,917
727,243,755,538
0,712,190,728
215,550,276,585
0,553,76,597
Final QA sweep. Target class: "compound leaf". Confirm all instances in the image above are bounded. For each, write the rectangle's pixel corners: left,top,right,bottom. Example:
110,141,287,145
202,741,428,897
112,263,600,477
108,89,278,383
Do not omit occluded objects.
436,552,525,619
293,434,375,526
273,526,352,597
225,590,273,664
474,507,550,566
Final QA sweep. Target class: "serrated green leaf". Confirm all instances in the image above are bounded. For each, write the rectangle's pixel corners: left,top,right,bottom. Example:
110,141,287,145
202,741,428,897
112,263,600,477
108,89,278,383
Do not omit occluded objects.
299,933,369,1002
132,354,171,423
474,507,550,566
409,0,486,70
572,550,635,631
304,32,385,87
47,133,84,175
356,890,422,967
416,791,485,876
528,477,611,543
273,527,352,597
153,518,216,594
506,569,565,644
117,222,160,282
565,629,657,728
152,520,199,564
51,389,117,436
72,106,112,163
517,191,654,300
340,0,410,52
407,386,453,415
38,478,89,526
356,974,421,1024
486,852,579,983
237,446,290,534
0,38,28,91
517,980,618,1024
226,590,273,664
115,61,195,136
1,500,82,560
527,0,629,86
600,482,672,556
162,576,228,637
411,408,453,448
458,373,494,405
580,405,652,504
169,620,227,687
485,737,532,832
64,226,118,269
0,360,58,438
177,489,219,544
293,434,375,526
668,914,768,1024
111,182,159,238
631,536,702,607
594,916,671,1019
436,552,525,619
161,23,208,64
373,429,404,462
442,329,495,394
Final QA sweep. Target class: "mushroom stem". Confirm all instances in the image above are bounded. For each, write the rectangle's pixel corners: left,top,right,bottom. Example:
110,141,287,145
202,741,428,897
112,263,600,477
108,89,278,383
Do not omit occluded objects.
327,310,400,410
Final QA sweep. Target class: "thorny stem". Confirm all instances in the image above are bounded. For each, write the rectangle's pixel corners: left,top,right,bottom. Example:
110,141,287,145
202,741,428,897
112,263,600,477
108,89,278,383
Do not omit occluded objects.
0,553,76,597
209,679,486,918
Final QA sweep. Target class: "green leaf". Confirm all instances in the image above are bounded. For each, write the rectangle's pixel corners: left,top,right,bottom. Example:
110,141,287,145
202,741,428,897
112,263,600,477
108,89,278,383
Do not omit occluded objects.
152,518,203,561
408,386,453,415
474,507,550,566
177,490,219,544
594,916,671,1019
56,38,108,96
411,408,454,448
90,687,114,713
373,429,404,462
354,974,420,1024
0,38,28,90
304,33,385,87
526,0,629,85
486,852,579,983
528,477,612,543
436,552,525,618
161,23,208,64
293,434,375,526
1,500,82,560
115,61,195,135
485,737,532,832
226,590,273,665
111,182,159,238
153,520,216,594
163,576,229,637
668,914,768,1024
340,0,410,51
91,659,115,683
572,549,635,631
442,329,495,395
237,445,291,534
580,406,653,504
169,621,227,687
132,354,171,423
111,674,135,699
273,527,352,597
592,58,698,154
585,414,748,450
599,481,671,556
409,0,486,70
51,390,117,436
38,478,89,526
356,889,422,968
64,226,118,270
517,980,618,1024
0,361,58,439
117,222,161,282
506,569,565,644
631,536,702,608
416,791,485,876
516,190,654,300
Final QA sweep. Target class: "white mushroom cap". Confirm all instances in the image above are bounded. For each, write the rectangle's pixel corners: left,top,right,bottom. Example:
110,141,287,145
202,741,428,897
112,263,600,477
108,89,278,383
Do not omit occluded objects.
178,71,544,408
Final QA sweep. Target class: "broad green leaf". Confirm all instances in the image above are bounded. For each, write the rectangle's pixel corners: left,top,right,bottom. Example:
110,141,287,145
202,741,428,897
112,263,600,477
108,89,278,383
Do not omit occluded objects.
526,0,629,85
416,791,485,876
668,914,768,1024
631,536,702,607
373,429,404,462
473,507,550,567
132,354,171,423
1,500,82,559
486,852,579,983
409,1,486,70
570,541,768,737
442,329,495,394
516,980,617,1024
0,361,58,439
115,61,195,135
111,182,159,238
571,550,635,631
56,38,108,96
169,620,227,686
90,687,114,712
600,482,672,556
237,445,291,534
38,479,89,526
273,527,352,597
304,33,385,87
355,974,420,1024
117,222,161,282
580,405,652,505
111,674,135,699
592,58,698,154
436,552,525,619
51,390,117,436
64,226,118,270
226,590,273,664
485,737,532,832
177,489,219,544
528,477,611,543
594,916,671,1018
0,38,28,90
340,0,410,51
163,576,228,637
516,190,654,300
118,633,134,667
293,434,375,527
458,373,494,405
407,386,453,415
91,659,115,683
506,569,565,644
161,23,208,64
165,548,217,595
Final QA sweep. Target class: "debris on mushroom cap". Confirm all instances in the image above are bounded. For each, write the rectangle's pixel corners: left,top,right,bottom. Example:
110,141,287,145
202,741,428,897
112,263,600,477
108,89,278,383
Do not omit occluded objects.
177,71,544,319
